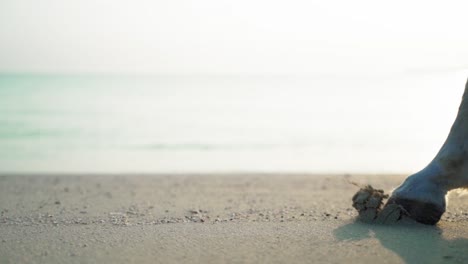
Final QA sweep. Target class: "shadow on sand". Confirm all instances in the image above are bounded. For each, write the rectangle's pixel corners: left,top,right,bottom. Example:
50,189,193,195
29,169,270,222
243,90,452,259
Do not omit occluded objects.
334,220,468,264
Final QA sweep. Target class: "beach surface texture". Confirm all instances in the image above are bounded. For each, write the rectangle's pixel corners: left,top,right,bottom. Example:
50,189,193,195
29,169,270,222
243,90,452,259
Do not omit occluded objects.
1,174,468,264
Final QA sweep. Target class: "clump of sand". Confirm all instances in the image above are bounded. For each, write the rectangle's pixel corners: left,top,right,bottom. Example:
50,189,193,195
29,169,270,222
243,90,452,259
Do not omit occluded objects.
352,185,406,224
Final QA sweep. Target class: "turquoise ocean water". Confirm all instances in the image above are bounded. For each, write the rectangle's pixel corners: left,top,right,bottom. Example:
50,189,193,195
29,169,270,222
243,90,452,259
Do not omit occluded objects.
0,72,466,173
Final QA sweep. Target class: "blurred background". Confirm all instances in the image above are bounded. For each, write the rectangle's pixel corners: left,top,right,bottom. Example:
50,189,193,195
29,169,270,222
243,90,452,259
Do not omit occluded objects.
1,0,468,174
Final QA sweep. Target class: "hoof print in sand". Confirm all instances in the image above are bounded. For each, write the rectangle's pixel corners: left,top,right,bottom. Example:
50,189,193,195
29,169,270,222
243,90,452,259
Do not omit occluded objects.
352,185,405,224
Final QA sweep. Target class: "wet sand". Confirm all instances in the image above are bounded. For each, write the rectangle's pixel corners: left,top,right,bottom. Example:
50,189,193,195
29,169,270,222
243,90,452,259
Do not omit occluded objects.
1,174,468,263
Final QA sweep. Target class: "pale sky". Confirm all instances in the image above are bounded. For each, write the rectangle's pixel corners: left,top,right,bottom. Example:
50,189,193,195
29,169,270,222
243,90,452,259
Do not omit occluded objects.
1,0,468,74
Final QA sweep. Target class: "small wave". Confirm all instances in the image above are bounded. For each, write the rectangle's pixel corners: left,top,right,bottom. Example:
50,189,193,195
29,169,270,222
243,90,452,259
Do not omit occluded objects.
135,142,307,151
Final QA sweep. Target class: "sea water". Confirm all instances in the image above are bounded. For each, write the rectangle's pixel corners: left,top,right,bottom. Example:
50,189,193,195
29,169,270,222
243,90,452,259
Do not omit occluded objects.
0,72,466,173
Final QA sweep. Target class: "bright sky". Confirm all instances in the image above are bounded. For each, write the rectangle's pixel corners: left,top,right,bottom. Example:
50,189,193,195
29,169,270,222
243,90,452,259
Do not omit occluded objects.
1,0,468,74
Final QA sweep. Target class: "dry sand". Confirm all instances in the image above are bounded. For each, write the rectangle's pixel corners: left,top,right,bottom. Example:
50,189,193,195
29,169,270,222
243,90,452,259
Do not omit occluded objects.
1,174,468,264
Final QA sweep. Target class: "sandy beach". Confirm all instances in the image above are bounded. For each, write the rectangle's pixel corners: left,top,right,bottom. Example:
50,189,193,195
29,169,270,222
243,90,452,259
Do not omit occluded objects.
1,174,468,264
